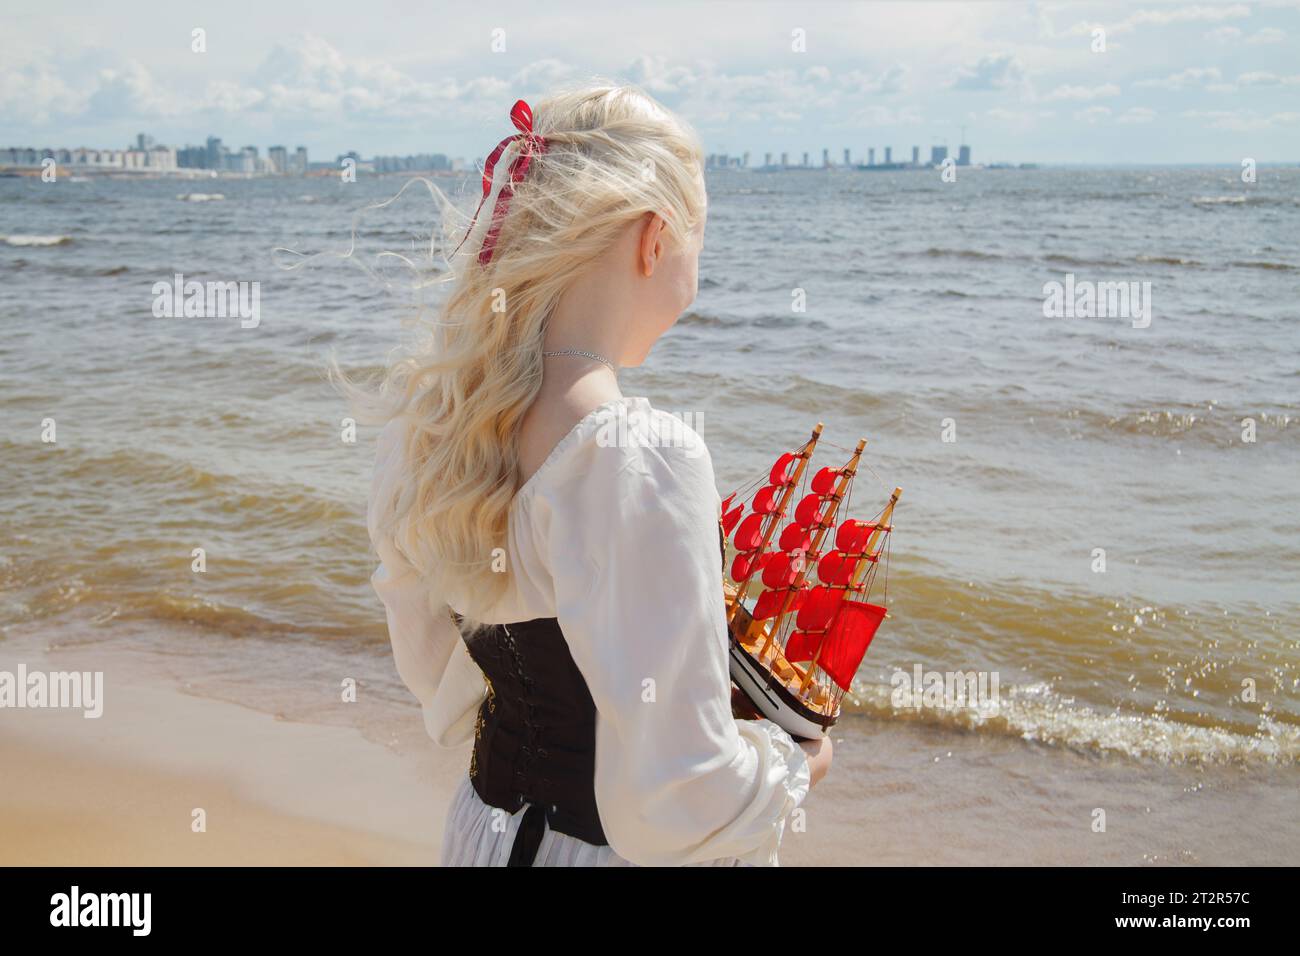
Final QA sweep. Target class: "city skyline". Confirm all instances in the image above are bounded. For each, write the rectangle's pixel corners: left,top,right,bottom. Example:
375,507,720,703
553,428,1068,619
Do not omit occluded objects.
3,2,1299,164
0,125,985,174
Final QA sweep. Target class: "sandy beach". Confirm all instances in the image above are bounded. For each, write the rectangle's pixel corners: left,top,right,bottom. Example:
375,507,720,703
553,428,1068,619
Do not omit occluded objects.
3,617,1296,867
0,630,456,866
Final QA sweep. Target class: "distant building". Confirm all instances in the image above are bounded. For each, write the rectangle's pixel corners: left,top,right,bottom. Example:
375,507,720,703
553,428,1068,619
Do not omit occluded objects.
884,146,892,164
780,152,788,167
957,144,971,166
177,144,206,168
2,133,466,178
930,145,948,166
868,147,875,166
764,152,772,167
843,148,851,166
372,153,449,172
912,146,919,164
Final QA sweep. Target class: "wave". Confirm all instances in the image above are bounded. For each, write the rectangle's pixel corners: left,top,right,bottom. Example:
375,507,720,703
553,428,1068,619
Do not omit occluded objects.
1192,195,1299,208
840,678,1300,765
677,310,737,328
11,545,1294,767
1,234,73,246
1229,259,1298,272
914,246,1007,262
914,247,1296,273
1135,254,1203,267
176,192,225,202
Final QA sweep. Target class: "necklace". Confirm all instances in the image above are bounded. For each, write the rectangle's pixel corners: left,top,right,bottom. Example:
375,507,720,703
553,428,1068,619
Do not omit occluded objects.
541,348,618,374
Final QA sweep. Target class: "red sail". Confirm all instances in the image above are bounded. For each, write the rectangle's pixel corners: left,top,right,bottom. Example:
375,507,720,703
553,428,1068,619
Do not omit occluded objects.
836,519,876,554
817,550,853,586
733,512,765,551
817,600,887,691
731,552,758,582
794,493,824,528
778,523,811,555
795,585,844,631
722,504,744,536
761,552,799,589
784,629,820,664
810,466,841,496
770,452,797,486
752,484,781,515
753,585,804,621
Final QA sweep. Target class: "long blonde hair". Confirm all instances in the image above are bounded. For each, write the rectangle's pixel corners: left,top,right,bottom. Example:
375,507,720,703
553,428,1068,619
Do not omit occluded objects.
359,82,706,609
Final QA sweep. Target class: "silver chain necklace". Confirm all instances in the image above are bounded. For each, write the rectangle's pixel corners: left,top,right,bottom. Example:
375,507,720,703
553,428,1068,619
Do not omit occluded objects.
541,348,618,374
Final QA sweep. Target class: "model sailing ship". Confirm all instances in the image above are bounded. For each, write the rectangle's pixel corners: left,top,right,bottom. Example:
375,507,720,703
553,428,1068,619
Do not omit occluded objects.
722,423,901,740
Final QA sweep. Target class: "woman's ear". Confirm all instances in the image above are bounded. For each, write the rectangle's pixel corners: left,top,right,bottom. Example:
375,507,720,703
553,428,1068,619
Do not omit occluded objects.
638,212,667,278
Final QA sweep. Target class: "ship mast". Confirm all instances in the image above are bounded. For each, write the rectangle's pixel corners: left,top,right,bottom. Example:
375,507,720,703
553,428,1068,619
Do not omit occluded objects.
729,423,823,615
754,438,866,657
798,486,902,693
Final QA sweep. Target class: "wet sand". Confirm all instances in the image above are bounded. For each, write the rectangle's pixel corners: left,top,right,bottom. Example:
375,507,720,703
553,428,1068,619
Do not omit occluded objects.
1,627,1295,866
0,638,456,866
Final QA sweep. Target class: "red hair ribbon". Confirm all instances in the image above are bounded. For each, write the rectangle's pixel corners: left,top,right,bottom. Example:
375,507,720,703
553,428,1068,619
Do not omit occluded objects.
457,99,547,265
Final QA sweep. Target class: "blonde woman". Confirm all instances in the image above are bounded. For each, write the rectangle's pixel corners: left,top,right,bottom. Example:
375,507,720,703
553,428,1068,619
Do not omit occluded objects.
365,85,831,867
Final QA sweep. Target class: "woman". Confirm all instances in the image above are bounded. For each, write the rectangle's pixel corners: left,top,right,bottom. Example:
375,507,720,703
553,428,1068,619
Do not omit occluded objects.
364,84,831,866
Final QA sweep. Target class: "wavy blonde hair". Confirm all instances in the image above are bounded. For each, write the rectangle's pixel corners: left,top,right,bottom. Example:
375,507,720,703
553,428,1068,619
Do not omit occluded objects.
358,82,706,611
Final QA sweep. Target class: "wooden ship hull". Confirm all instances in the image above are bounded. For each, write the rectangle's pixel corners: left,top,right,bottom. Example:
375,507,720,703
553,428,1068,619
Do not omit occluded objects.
727,586,838,740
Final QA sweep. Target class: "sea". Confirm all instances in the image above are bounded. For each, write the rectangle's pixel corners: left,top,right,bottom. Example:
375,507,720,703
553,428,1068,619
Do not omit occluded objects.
2,166,1297,864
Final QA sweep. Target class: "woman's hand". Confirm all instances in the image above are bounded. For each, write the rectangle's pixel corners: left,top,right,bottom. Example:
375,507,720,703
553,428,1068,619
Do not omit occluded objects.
798,735,832,789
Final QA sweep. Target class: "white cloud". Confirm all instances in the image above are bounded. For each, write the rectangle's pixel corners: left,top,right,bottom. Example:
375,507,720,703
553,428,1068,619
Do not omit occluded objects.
1205,26,1244,41
839,64,909,96
1067,4,1252,37
1236,71,1300,86
1043,83,1122,101
1245,26,1288,43
844,104,923,127
1204,24,1287,43
1135,67,1224,90
951,53,1026,91
626,55,702,96
1181,109,1300,130
1117,107,1158,124
1074,106,1112,123
985,107,1055,128
88,61,189,119
0,62,85,123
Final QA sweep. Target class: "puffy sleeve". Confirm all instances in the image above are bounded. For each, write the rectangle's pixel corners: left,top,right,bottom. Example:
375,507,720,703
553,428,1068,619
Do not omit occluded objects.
542,416,811,866
368,419,485,747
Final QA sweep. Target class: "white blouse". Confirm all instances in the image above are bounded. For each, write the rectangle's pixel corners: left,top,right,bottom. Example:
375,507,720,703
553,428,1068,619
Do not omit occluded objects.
368,396,811,866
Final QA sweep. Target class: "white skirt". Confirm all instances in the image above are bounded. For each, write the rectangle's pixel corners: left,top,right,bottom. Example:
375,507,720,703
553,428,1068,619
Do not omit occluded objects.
440,774,745,867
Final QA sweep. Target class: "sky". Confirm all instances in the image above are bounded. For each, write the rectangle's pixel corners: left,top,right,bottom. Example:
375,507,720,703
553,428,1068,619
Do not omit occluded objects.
2,0,1299,164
